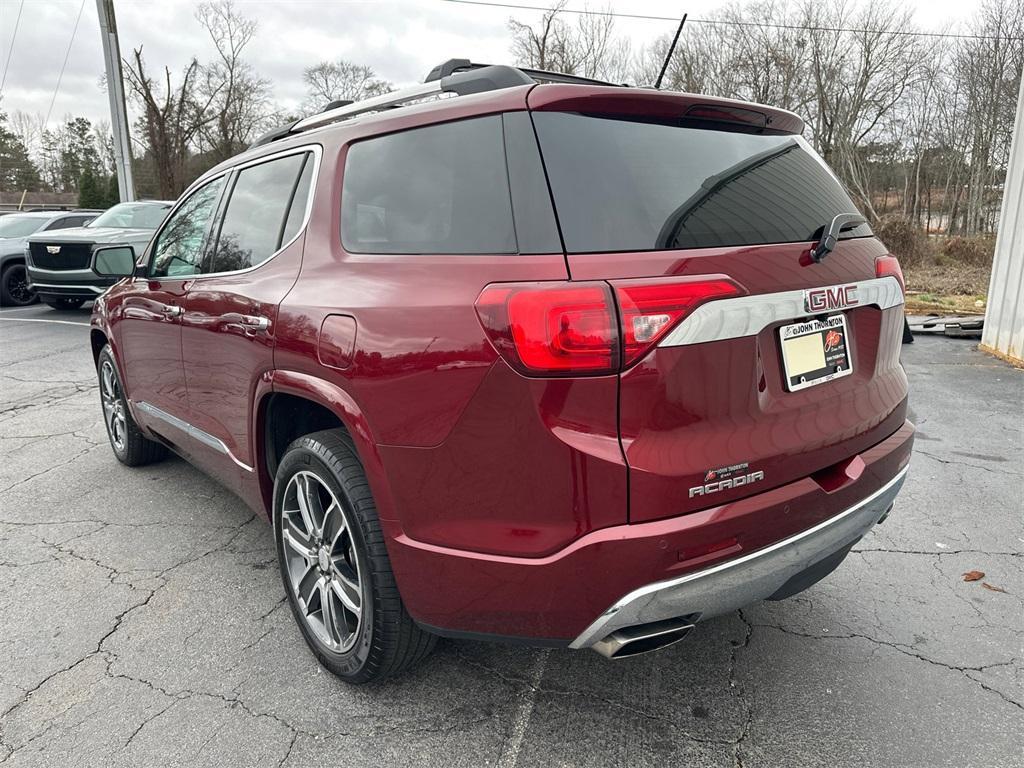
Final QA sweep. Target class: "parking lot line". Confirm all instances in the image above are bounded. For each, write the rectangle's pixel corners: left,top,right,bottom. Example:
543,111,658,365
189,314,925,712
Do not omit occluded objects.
0,317,90,328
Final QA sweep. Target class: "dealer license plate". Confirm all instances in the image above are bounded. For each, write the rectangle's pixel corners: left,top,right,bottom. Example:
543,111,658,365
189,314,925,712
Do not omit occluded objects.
779,314,853,392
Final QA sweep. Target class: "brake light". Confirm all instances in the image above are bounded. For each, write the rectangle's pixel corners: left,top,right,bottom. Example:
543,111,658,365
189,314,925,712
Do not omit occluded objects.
875,255,905,294
613,276,744,366
476,277,745,376
684,104,769,129
475,282,618,376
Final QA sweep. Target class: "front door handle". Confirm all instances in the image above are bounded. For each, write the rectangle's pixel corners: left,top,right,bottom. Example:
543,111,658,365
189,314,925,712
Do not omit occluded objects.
238,314,270,331
161,304,183,317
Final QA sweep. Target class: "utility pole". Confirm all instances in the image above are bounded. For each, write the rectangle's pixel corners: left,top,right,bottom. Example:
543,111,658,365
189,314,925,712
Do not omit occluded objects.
96,0,135,201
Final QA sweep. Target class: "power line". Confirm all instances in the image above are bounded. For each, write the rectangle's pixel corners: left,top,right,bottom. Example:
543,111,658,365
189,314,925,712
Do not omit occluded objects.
43,0,87,128
441,0,1024,42
0,0,26,95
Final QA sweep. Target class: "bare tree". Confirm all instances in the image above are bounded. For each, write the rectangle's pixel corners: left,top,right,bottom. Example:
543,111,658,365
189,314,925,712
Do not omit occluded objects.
195,0,272,162
302,61,392,113
508,1,629,82
952,0,1024,234
123,47,219,198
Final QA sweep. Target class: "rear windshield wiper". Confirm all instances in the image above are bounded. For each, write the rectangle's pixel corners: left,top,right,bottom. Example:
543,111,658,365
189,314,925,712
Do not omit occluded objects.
809,213,867,263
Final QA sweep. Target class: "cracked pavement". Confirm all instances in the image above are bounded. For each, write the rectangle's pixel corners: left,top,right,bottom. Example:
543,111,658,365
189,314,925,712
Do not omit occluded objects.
0,304,1021,767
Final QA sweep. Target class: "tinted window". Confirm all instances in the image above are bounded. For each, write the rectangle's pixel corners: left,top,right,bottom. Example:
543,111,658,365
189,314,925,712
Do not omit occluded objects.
211,152,309,273
341,116,516,254
503,112,561,254
281,156,314,246
532,113,870,253
150,178,225,278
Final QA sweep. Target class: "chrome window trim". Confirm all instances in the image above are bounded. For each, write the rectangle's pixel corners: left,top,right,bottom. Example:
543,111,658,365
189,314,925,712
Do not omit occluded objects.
658,276,904,347
145,143,322,283
135,400,253,472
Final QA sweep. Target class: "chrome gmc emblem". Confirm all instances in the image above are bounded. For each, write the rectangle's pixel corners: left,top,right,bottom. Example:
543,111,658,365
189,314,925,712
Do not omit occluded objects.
46,246,61,254
804,285,858,313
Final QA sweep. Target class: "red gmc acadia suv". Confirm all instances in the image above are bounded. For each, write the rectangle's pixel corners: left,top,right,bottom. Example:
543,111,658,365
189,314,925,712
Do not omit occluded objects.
89,61,914,683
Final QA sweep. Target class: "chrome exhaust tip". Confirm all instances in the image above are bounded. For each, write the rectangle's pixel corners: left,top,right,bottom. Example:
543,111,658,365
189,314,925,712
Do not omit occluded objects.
591,617,695,659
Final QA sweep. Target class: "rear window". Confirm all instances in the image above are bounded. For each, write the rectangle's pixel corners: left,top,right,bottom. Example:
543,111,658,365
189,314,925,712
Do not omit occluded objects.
341,115,516,254
532,112,870,254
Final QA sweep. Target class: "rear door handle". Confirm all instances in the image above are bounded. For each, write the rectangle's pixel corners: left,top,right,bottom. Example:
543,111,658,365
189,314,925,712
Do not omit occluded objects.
161,304,183,317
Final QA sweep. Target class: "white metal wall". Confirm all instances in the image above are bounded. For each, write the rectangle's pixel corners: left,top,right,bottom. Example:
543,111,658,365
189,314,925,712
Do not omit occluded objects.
982,75,1024,364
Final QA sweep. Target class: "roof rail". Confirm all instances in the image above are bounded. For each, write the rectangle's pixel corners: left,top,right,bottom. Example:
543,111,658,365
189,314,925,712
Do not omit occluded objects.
424,58,621,87
251,60,620,148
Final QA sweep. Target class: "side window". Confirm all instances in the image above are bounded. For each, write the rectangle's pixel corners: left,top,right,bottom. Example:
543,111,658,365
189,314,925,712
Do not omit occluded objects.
44,217,70,230
280,155,314,246
341,115,516,254
150,177,225,278
210,152,308,273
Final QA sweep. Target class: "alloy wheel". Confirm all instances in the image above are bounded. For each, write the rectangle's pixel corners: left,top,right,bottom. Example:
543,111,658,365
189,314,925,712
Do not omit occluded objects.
99,360,127,452
280,471,364,653
4,265,35,305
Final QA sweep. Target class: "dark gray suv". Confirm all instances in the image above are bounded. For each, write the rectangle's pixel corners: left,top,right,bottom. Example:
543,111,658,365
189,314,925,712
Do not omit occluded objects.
0,210,99,306
26,201,171,310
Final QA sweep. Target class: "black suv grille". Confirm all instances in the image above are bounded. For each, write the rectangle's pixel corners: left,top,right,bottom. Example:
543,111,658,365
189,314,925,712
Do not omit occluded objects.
29,242,94,270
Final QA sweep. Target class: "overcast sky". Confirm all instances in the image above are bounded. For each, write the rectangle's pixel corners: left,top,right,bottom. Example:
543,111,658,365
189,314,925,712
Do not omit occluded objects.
0,0,984,132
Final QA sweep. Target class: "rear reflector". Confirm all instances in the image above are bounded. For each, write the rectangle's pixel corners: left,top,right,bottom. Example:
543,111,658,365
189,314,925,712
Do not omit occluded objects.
613,276,744,365
475,282,619,376
476,276,745,376
875,255,905,294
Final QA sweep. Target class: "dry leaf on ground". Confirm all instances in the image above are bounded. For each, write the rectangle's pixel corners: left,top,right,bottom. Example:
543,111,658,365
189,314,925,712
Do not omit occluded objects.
981,582,1007,594
962,570,985,581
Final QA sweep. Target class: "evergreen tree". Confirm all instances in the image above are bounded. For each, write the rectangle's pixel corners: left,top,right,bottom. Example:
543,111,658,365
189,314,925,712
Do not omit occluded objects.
59,117,102,192
103,173,120,207
77,167,104,208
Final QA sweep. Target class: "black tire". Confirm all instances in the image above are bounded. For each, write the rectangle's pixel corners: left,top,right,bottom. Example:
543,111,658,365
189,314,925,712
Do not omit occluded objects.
274,429,436,683
42,297,86,311
1,262,37,306
97,345,168,467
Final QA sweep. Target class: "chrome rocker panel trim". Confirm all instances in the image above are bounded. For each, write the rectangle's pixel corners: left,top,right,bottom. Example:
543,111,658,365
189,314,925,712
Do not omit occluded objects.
570,466,909,650
134,400,253,472
659,276,904,347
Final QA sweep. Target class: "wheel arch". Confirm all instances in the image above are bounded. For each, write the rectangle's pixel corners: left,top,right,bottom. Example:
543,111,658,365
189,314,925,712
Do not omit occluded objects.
90,328,109,368
254,371,394,527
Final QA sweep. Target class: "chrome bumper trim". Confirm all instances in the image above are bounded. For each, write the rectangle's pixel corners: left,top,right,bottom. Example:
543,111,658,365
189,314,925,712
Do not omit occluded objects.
28,282,106,294
569,466,909,650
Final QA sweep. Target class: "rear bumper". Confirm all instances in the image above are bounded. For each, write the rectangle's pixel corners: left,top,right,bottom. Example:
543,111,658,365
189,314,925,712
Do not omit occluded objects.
389,419,914,643
569,465,906,649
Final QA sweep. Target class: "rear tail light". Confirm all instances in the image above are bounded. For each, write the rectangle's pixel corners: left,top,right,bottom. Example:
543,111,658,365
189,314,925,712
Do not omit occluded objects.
613,277,744,366
475,282,619,375
475,276,744,376
875,255,905,294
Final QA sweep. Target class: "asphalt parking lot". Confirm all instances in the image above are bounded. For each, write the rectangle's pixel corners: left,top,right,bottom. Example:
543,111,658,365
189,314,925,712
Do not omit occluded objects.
0,302,1021,768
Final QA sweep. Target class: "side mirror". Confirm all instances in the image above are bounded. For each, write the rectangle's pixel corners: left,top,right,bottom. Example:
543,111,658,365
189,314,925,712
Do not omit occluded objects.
92,245,137,278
